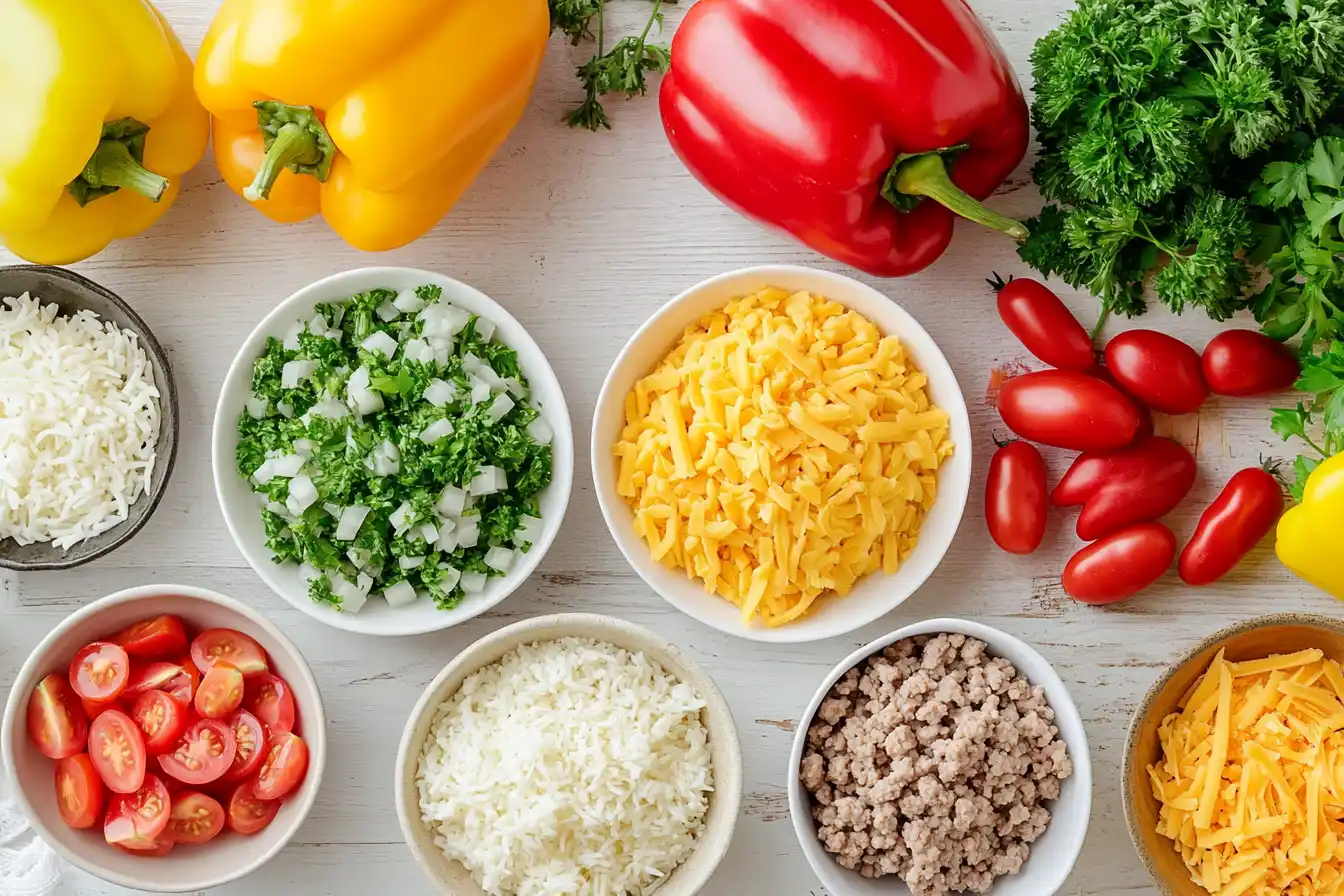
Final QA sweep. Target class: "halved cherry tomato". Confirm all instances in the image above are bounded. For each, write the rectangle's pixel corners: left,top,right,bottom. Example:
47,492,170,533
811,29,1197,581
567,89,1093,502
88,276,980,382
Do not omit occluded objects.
103,774,170,849
111,615,188,659
131,691,189,755
254,732,309,801
54,754,104,829
69,642,131,703
1179,468,1286,586
195,662,244,720
985,441,1048,555
1053,437,1197,541
1104,330,1207,415
163,661,200,705
992,275,1096,371
226,782,279,835
1063,522,1178,605
997,370,1141,451
115,831,175,856
223,710,268,782
247,673,296,735
81,696,119,719
167,791,225,845
191,629,268,678
1202,330,1301,397
89,710,147,794
158,719,237,786
124,662,186,699
27,674,88,760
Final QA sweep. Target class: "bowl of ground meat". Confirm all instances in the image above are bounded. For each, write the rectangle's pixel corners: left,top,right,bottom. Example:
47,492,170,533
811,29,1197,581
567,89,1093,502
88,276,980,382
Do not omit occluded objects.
789,619,1091,896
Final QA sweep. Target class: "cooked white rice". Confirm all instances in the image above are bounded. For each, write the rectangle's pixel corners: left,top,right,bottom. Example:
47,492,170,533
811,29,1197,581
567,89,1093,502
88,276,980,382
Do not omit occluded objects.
0,293,161,549
416,637,714,896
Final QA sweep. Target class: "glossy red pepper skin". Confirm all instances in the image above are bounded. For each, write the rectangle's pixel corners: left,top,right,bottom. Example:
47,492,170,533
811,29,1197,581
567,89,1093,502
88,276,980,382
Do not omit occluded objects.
660,0,1030,277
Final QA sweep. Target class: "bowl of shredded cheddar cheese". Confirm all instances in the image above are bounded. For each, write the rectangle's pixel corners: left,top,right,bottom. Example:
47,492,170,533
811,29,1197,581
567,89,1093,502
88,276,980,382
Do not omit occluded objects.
592,266,972,643
1124,613,1344,896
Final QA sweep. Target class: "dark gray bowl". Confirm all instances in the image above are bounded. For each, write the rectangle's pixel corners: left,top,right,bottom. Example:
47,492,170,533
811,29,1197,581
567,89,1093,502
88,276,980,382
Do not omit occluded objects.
0,265,178,570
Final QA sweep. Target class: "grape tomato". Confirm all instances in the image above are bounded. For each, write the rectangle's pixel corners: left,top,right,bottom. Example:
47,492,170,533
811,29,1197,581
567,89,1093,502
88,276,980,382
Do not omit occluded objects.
226,782,279,835
191,629,268,678
131,690,189,755
195,662,244,719
27,674,88,760
54,754,104,829
111,615,188,659
254,732,309,801
89,710,147,794
167,791,225,845
158,719,237,785
103,774,170,849
247,673,296,735
223,710,268,782
69,642,130,702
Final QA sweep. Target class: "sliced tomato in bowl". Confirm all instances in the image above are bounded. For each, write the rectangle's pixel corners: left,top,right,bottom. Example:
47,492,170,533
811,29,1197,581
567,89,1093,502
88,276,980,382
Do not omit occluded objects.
163,661,201,705
191,629,268,678
158,719,237,786
124,662,186,699
115,831,175,857
195,662,244,719
103,774,170,849
27,674,89,760
254,732,309,801
111,615,188,659
131,691,189,755
246,673,296,735
89,709,147,794
167,791,226,845
69,642,131,703
54,754,104,829
226,782,279,835
223,710,268,782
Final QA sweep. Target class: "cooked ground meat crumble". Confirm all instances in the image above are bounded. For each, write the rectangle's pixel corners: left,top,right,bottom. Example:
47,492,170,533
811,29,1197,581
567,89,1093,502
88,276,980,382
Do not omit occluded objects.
799,633,1073,895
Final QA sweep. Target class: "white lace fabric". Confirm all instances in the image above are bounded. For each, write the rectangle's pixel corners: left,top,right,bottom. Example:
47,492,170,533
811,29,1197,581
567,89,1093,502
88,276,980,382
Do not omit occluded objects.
0,800,60,896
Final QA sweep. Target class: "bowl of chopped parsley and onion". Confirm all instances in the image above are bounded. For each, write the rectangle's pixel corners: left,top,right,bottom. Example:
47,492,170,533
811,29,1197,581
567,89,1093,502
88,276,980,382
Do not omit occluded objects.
211,268,573,637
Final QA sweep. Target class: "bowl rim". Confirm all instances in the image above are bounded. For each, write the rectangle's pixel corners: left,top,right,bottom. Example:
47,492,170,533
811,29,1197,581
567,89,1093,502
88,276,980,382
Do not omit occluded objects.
786,617,1093,896
590,264,973,643
0,583,327,893
0,264,179,571
392,611,744,894
211,265,574,637
1121,611,1344,896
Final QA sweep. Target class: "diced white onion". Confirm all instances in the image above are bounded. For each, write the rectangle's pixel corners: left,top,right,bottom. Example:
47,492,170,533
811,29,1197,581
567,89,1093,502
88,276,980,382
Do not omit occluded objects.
469,378,491,405
346,367,385,414
399,555,426,570
402,339,433,365
527,417,553,446
460,571,488,594
484,546,515,573
281,359,319,389
502,377,525,399
455,516,479,548
292,438,316,457
283,321,304,351
393,288,428,314
356,572,374,594
437,566,462,593
419,418,455,444
336,505,371,540
468,466,502,496
436,484,467,517
309,313,335,339
360,330,398,358
383,580,418,607
437,530,459,554
322,502,342,518
424,379,457,408
427,337,454,367
269,455,304,479
333,575,368,613
252,459,278,485
473,318,497,342
265,500,295,521
246,394,269,419
285,473,318,515
463,354,505,389
346,547,370,569
418,523,439,545
419,303,472,338
485,393,514,425
514,514,544,546
389,501,414,534
277,401,294,419
375,299,400,322
305,399,349,421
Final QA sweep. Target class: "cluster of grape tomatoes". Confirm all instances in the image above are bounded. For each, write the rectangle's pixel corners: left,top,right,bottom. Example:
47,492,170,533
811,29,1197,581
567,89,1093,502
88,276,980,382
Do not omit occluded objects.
986,276,1298,604
25,614,310,855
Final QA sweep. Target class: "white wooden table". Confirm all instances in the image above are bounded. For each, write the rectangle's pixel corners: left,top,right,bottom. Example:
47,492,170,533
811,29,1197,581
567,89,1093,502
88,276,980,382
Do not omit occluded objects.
1,2,1331,893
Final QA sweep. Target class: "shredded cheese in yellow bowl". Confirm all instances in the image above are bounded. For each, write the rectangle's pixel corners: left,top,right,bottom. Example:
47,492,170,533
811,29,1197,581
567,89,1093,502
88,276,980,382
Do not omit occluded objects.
1149,647,1344,895
612,286,954,628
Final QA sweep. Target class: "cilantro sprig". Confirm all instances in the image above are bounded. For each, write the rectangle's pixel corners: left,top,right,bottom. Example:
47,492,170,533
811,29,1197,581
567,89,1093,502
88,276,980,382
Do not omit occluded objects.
1272,342,1344,500
551,0,673,131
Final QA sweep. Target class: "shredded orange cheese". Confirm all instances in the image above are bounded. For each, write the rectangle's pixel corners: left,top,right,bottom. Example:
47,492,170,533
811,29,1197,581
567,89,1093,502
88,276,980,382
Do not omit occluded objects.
1150,647,1344,895
613,287,952,627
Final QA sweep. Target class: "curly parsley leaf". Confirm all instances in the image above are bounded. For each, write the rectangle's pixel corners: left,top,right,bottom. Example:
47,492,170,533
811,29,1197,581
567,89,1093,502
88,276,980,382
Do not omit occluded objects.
555,0,672,131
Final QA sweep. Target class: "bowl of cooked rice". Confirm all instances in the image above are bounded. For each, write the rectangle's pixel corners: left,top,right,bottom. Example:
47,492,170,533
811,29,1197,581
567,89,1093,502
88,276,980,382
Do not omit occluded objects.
393,613,744,896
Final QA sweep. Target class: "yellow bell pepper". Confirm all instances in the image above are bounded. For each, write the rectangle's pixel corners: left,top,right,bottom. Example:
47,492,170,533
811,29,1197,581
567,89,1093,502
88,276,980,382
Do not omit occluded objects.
1277,453,1344,599
0,0,209,265
194,0,550,252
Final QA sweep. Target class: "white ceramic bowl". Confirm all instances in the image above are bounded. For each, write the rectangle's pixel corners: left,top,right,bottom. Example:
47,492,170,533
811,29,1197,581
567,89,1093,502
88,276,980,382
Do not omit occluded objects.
213,267,574,637
394,613,744,895
1,584,327,893
592,265,973,643
787,618,1092,896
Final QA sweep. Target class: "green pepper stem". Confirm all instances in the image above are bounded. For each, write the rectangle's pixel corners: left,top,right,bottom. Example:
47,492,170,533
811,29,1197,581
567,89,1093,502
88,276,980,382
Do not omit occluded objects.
890,153,1028,242
82,140,168,202
245,123,319,202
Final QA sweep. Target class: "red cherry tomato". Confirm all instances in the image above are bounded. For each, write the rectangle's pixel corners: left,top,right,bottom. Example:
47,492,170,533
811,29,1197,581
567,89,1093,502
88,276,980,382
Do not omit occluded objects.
997,370,1141,451
131,691,189,755
167,791,225,845
124,662,186,699
191,629,268,678
254,732,309,801
1053,437,1197,541
1201,330,1301,396
103,774,170,850
81,696,119,720
993,276,1096,371
88,710,147,794
110,616,188,660
1179,468,1286,586
115,831,175,857
69,642,131,703
1063,522,1178,604
157,720,237,786
54,754,104,829
223,710,269,782
195,662,244,720
226,782,279,835
163,661,201,705
247,673,296,735
27,674,88,760
1104,330,1207,414
985,441,1048,555
1092,365,1155,439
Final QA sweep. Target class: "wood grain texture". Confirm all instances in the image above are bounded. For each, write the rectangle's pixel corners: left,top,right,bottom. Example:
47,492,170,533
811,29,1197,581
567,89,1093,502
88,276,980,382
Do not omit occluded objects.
0,1,1332,894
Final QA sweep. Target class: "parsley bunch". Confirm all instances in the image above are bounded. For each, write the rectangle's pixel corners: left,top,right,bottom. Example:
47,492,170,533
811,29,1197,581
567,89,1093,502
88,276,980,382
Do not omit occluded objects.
1021,0,1344,325
551,0,673,131
1272,341,1344,499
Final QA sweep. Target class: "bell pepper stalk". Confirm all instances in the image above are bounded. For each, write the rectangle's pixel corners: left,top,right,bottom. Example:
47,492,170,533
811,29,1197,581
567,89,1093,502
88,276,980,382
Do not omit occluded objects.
70,119,169,207
1277,453,1344,600
244,102,336,202
660,0,1031,278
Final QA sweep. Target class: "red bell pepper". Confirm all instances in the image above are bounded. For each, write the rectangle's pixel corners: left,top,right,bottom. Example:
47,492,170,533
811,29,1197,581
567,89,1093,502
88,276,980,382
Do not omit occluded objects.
660,0,1030,277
